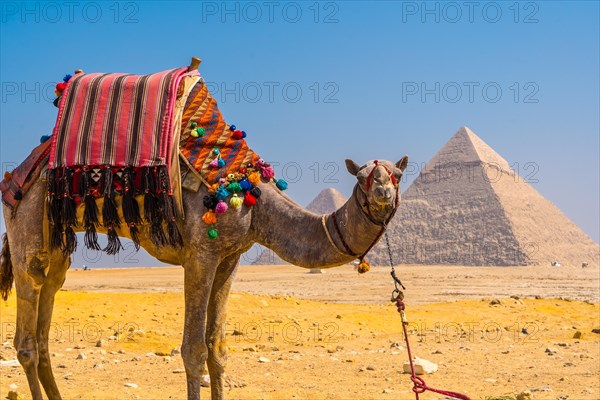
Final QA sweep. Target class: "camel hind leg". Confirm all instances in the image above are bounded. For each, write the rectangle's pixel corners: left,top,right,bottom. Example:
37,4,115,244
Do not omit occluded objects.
36,253,70,400
11,247,47,400
7,233,69,400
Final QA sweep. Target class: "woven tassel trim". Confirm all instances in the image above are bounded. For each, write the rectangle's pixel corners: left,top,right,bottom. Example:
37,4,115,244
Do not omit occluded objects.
46,165,183,255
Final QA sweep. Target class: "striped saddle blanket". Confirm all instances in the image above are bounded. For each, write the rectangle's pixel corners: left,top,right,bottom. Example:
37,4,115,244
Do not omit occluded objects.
47,67,199,255
50,68,191,169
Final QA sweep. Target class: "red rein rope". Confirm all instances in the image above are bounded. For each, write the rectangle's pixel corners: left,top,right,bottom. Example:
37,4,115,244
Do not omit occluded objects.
363,160,469,399
396,299,472,400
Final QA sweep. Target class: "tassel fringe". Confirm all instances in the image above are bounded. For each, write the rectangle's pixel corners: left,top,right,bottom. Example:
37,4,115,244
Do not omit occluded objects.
143,168,158,222
60,169,77,227
122,168,142,225
105,226,123,255
61,196,77,227
84,224,102,251
83,169,101,251
83,195,99,227
160,167,183,248
167,219,183,247
150,221,167,248
64,226,77,255
129,224,141,251
101,167,121,229
50,222,64,249
46,165,182,254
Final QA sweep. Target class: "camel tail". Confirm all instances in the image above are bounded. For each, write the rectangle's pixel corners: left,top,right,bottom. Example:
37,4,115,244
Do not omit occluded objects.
0,233,14,301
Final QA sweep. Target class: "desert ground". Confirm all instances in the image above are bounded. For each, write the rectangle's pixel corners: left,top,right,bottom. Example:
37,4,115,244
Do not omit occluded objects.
1,264,599,400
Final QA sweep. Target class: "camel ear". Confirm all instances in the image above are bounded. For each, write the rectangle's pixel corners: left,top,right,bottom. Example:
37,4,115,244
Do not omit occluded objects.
345,159,361,176
395,156,409,173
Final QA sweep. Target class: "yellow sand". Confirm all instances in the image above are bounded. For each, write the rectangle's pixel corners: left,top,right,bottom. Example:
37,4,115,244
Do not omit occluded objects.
1,290,599,399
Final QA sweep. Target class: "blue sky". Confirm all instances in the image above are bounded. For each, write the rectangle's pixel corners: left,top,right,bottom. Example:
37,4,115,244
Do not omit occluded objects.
1,1,598,267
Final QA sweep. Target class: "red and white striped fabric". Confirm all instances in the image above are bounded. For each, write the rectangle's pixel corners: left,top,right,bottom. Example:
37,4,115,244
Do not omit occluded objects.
49,67,189,169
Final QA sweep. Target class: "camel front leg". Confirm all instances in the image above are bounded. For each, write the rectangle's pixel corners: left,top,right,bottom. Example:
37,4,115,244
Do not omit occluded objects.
36,254,70,400
206,253,241,400
182,257,219,400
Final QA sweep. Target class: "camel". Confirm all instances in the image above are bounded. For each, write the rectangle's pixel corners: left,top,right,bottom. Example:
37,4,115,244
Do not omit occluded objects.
1,129,408,400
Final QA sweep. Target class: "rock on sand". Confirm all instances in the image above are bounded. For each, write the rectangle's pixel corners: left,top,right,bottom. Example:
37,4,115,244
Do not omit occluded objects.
403,357,438,375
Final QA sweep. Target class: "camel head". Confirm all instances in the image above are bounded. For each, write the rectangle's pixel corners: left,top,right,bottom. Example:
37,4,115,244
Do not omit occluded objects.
345,157,409,220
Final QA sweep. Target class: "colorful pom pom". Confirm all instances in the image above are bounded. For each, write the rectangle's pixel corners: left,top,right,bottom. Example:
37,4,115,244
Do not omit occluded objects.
275,179,288,190
230,194,243,209
196,127,205,136
213,148,220,155
249,186,261,199
241,131,247,138
226,182,242,193
232,130,244,140
191,129,199,138
203,194,218,210
358,260,371,274
261,166,275,179
229,124,236,131
248,172,261,186
207,227,218,239
202,210,217,225
227,173,235,180
190,121,197,128
3,171,12,182
217,158,225,168
239,167,247,174
209,157,220,168
239,178,252,191
244,193,257,206
63,74,72,82
215,187,230,200
215,200,228,214
40,135,51,144
56,82,67,92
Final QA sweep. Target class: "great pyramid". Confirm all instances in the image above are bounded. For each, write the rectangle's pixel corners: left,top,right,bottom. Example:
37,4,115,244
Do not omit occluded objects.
369,127,599,267
251,188,347,265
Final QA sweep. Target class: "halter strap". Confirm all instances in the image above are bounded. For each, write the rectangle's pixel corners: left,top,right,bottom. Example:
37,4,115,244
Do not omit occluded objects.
331,211,359,257
324,162,400,261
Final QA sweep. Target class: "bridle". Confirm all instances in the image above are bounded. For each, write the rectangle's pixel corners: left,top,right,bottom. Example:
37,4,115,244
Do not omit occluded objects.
358,160,399,226
322,160,400,263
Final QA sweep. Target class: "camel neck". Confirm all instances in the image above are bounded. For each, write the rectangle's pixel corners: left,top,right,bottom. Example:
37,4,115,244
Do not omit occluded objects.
253,183,386,268
327,185,392,259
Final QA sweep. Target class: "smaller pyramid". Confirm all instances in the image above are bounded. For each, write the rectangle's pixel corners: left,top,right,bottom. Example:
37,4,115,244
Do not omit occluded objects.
252,188,346,265
305,188,347,215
